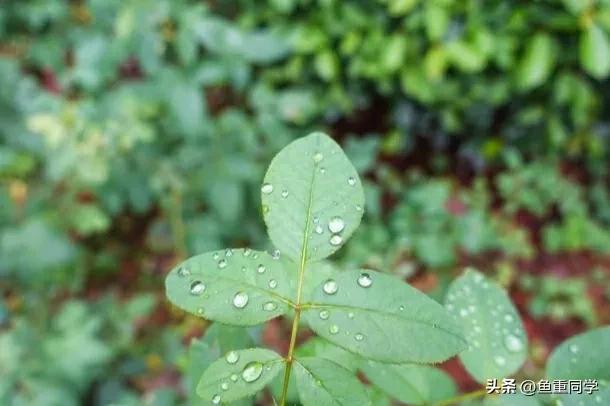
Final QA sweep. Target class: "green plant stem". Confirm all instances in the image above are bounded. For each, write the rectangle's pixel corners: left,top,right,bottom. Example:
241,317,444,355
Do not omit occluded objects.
432,388,487,406
280,169,316,405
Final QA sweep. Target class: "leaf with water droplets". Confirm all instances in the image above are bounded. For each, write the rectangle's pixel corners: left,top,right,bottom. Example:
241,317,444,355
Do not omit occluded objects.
165,249,293,326
196,348,283,403
261,132,365,262
361,361,456,405
547,326,610,406
445,268,528,383
293,357,370,406
302,269,466,363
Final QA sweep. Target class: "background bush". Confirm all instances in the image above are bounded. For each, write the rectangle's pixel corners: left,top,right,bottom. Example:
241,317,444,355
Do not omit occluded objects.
1,0,609,404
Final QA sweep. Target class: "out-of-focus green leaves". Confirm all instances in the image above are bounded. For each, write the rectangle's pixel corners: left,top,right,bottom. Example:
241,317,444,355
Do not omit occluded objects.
580,24,610,79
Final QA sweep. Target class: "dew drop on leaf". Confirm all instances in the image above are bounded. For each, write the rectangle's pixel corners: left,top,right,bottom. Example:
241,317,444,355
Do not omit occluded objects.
323,279,338,295
257,264,266,274
348,312,354,319
356,204,362,212
314,225,323,234
357,272,373,288
569,344,579,354
263,301,277,311
272,249,281,259
243,248,251,257
459,308,469,317
221,382,229,390
230,374,238,382
494,355,506,366
319,310,329,320
189,281,206,296
329,234,342,246
218,259,227,269
242,362,263,383
329,324,340,335
226,351,239,364
177,266,190,277
347,177,356,186
281,189,289,198
399,305,405,311
328,216,345,233
262,205,269,214
225,249,233,257
319,167,326,174
313,152,323,163
261,183,274,194
213,253,220,260
504,314,514,323
504,334,523,352
268,279,278,289
233,292,249,308
212,394,221,404
355,333,364,341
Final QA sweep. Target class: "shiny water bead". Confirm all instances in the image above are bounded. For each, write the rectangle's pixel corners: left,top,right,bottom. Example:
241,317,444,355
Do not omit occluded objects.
257,264,266,274
328,216,345,233
281,189,289,198
268,279,278,289
225,248,233,257
504,335,523,352
313,152,323,163
233,292,249,308
242,362,263,382
329,324,339,334
218,259,227,269
355,333,364,341
177,266,190,277
347,177,356,186
319,310,329,320
494,355,506,366
230,374,238,382
189,281,206,296
243,248,252,257
226,351,239,364
263,301,277,311
261,183,273,194
323,279,338,295
357,273,373,288
329,234,342,246
212,395,221,404
314,225,323,234
221,382,229,390
272,249,281,259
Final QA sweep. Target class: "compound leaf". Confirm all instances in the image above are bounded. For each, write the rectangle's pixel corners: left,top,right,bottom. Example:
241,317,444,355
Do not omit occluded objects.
261,132,365,262
445,268,528,383
165,249,293,326
293,357,370,406
302,269,466,363
360,360,456,405
196,348,283,403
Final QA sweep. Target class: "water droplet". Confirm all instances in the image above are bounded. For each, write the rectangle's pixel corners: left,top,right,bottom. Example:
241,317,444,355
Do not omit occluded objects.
446,304,454,311
253,253,259,259
313,216,320,224
218,259,227,269
504,335,523,352
197,307,205,315
263,301,277,311
459,309,469,317
257,264,266,274
319,310,329,320
355,205,362,212
399,305,405,311
569,344,579,354
241,266,247,272
190,281,206,296
243,248,251,257
281,189,289,198
329,234,342,246
323,279,338,295
348,312,354,319
314,225,323,234
225,249,233,257
313,152,323,163
226,351,239,364
177,266,190,277
213,253,220,260
494,355,506,366
329,324,339,335
242,362,263,383
268,279,278,289
272,250,280,260
221,382,229,390
328,217,345,233
347,177,356,186
319,167,326,174
357,272,373,288
261,183,273,194
233,292,249,308
355,333,364,341
504,314,514,323
212,394,221,404
230,374,238,382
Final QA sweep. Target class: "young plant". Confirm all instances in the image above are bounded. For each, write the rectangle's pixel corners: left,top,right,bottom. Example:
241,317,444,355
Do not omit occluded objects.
164,133,609,405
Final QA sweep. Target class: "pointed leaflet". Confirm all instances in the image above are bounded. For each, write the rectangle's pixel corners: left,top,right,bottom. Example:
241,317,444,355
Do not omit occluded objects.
293,357,370,406
361,360,456,405
261,132,365,262
165,249,293,326
196,348,283,403
445,269,528,383
547,326,610,406
580,24,610,79
302,269,466,363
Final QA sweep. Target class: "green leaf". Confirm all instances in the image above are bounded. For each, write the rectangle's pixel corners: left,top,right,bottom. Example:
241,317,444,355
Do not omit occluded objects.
261,132,365,262
196,348,283,403
580,24,610,79
293,357,370,406
547,326,610,406
445,269,528,383
302,269,466,363
165,249,293,326
296,337,360,372
361,360,456,405
516,33,556,90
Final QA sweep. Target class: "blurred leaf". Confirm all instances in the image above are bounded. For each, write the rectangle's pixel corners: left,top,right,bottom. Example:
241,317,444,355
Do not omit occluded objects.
580,24,610,79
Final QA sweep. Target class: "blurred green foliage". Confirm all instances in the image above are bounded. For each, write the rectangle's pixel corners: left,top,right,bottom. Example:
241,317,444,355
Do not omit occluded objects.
1,0,609,404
